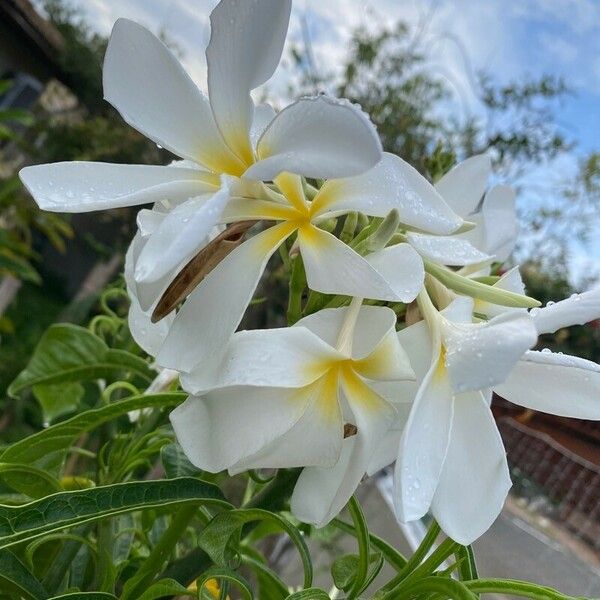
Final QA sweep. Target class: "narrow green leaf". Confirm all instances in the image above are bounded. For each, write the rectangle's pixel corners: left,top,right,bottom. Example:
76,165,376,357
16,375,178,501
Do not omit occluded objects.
9,324,155,397
455,544,478,580
332,519,407,572
465,578,575,600
241,548,289,599
48,594,117,600
1,392,186,468
399,576,476,600
285,589,330,600
0,478,230,550
196,567,253,600
199,508,312,589
136,578,193,600
346,496,370,599
0,549,47,599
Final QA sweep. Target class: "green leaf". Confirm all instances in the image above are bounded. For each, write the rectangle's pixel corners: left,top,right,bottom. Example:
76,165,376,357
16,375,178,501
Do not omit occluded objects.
332,554,360,591
199,508,312,589
402,576,476,600
0,462,62,498
285,589,330,600
241,548,289,599
465,578,574,600
331,553,383,595
455,545,478,580
196,567,253,600
0,107,34,125
346,496,370,599
9,324,155,397
0,477,230,550
136,578,193,600
0,549,47,599
161,443,201,479
34,382,85,424
48,594,117,600
1,392,186,469
332,519,407,572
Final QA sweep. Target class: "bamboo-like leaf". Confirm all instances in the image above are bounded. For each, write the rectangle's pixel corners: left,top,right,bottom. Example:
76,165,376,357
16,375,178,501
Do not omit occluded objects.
0,477,230,550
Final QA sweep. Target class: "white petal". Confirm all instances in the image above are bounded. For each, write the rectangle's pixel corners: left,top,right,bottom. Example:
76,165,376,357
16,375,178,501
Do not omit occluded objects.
407,232,492,266
245,96,382,181
431,392,511,545
157,222,294,373
229,372,343,473
474,266,526,318
124,236,174,355
364,243,425,303
310,153,463,234
434,154,490,217
442,312,537,393
170,386,312,473
532,288,600,334
479,186,517,260
19,162,218,213
495,350,600,419
365,426,403,475
291,371,395,526
442,296,475,323
394,356,454,522
296,305,397,359
207,0,291,164
137,209,167,238
250,103,277,149
103,19,243,174
181,326,342,394
299,227,415,302
134,184,231,284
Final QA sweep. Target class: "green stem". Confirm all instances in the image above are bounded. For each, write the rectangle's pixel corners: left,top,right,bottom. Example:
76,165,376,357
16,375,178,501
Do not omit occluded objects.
122,505,197,600
287,254,306,324
373,520,441,597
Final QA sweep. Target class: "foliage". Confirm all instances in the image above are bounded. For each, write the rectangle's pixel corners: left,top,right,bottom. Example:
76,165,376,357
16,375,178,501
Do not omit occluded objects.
0,81,73,291
0,278,579,598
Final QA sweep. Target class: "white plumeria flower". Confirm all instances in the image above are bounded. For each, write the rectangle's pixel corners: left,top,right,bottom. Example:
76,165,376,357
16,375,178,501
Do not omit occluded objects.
496,287,600,419
406,155,518,267
170,300,416,527
155,164,453,374
369,287,600,544
391,293,537,542
20,0,382,290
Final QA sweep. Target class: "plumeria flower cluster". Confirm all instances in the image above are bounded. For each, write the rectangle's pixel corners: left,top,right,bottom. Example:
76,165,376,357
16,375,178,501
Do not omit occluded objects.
20,0,600,546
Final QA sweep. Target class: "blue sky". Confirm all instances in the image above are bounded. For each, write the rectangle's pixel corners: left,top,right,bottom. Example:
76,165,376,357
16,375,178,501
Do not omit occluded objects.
47,0,600,280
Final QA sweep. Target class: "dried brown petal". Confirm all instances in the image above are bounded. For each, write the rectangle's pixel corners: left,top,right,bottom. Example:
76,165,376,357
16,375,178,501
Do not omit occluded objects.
152,220,258,322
